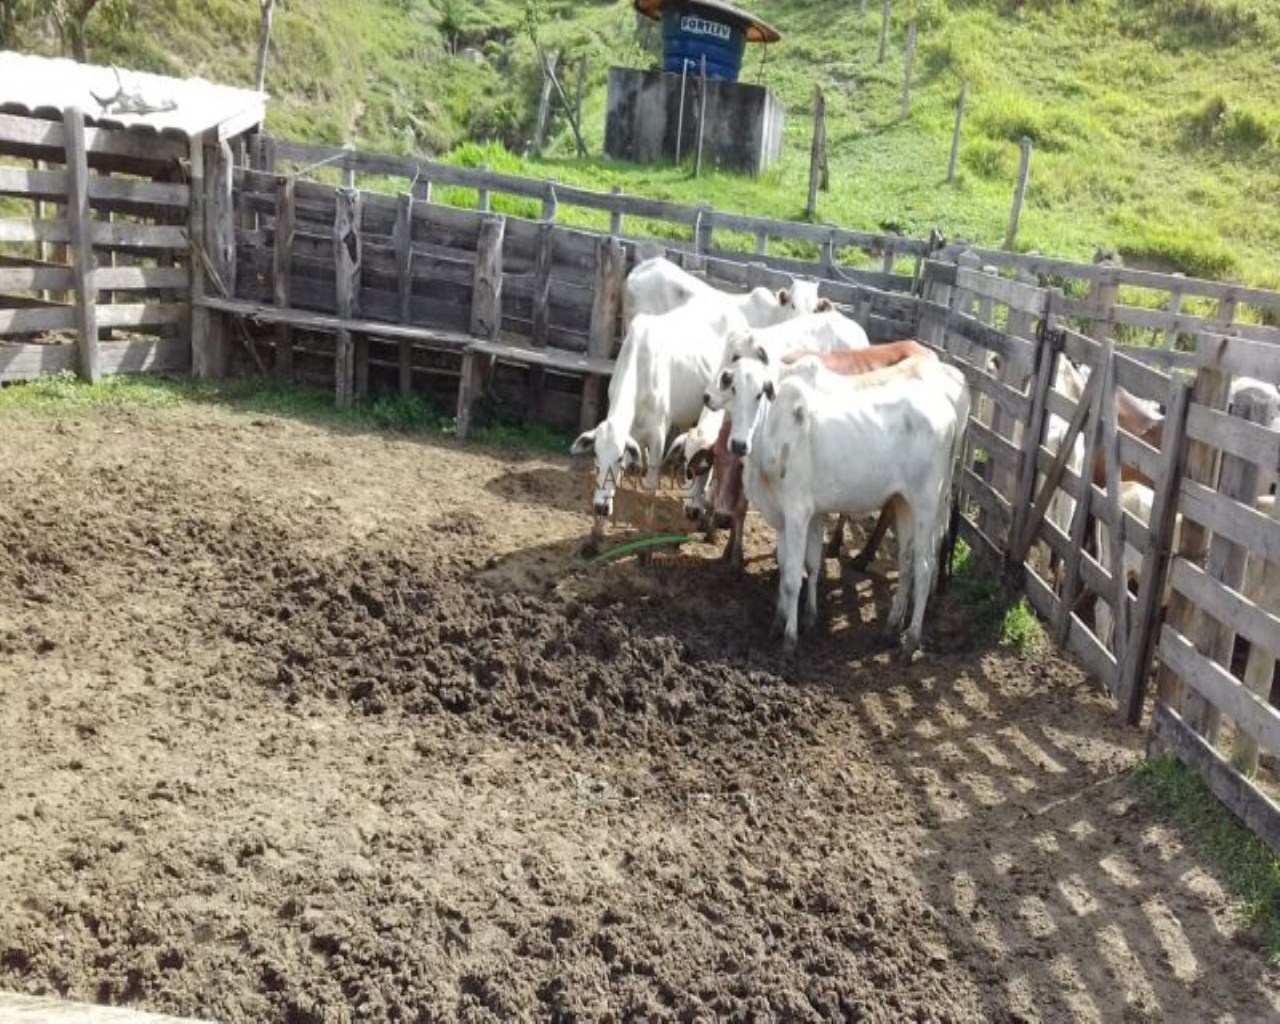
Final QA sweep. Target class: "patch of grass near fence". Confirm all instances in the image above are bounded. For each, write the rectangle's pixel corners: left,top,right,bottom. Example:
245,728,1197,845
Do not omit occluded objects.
0,373,574,456
948,540,1046,657
1138,754,1280,964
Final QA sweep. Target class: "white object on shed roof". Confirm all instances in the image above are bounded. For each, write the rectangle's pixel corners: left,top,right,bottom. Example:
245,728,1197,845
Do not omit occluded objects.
0,50,266,141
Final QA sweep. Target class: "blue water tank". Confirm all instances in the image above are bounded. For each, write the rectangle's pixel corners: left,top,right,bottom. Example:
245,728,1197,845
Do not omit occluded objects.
661,5,747,82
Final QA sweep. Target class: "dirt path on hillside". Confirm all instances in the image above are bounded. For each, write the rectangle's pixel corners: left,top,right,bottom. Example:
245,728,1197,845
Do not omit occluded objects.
0,401,1276,1022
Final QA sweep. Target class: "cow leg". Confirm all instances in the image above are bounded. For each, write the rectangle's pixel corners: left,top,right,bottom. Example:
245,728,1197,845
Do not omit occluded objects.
902,501,938,663
885,497,914,638
774,517,806,655
850,505,894,572
802,516,826,632
684,470,708,523
721,510,745,570
823,514,846,559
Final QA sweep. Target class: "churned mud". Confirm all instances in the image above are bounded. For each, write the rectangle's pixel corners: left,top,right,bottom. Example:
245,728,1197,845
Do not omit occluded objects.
1,398,1277,1022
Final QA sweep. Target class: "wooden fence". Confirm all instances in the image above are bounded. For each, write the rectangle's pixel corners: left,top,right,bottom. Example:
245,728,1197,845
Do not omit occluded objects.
0,110,196,382
7,130,1280,851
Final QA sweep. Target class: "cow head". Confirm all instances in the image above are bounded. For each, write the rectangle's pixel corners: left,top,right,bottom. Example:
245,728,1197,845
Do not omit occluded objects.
571,422,642,517
725,355,776,457
778,279,823,317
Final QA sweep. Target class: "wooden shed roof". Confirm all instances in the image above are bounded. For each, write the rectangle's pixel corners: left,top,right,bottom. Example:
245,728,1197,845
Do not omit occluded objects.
0,50,266,141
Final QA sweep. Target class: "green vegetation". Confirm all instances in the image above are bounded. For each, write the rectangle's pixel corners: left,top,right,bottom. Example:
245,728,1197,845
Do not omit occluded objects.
1138,754,1280,964
948,539,1045,657
5,1,1278,282
0,372,574,454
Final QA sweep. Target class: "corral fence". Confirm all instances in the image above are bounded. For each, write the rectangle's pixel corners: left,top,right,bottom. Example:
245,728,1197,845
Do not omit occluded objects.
0,110,196,382
3,131,1279,853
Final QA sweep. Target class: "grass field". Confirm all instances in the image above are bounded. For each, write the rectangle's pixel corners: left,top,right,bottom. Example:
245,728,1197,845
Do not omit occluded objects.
6,1,1278,286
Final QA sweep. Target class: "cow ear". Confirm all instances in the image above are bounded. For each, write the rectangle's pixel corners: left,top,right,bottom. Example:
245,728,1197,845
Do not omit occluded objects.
623,438,643,469
816,297,833,312
688,449,714,478
777,287,790,306
570,429,596,456
754,344,770,366
763,380,776,401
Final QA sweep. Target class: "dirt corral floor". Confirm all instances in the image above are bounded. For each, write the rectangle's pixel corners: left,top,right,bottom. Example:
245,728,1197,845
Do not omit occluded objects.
1,397,1278,1024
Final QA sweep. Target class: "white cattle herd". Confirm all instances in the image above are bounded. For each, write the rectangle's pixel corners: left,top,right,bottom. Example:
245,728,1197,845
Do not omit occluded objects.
571,257,970,660
570,256,1280,664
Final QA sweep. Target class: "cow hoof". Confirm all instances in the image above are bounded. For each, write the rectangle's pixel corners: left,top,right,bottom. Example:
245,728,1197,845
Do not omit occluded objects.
684,503,703,522
848,552,874,573
801,608,818,632
782,635,798,659
823,540,842,560
580,537,603,559
896,643,921,666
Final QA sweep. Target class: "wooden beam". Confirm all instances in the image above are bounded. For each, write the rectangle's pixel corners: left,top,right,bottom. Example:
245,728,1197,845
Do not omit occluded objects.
531,221,554,347
62,107,99,384
469,215,505,341
333,186,361,408
272,175,295,382
393,191,414,395
580,233,625,431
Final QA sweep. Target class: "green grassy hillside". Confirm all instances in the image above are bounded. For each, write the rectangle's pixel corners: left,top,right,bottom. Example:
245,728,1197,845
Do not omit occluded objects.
8,1,1279,286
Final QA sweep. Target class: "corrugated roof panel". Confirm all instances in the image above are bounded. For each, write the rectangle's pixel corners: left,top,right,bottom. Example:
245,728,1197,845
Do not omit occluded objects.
0,50,266,139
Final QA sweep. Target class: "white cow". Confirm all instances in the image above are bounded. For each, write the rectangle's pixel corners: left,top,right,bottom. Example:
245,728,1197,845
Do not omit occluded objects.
571,295,749,537
1028,357,1088,588
623,256,795,330
725,353,970,658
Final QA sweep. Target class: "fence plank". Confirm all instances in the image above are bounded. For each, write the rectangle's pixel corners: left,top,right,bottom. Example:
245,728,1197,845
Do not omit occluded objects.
469,216,504,340
1186,405,1280,472
531,221,554,347
1160,625,1280,756
1178,479,1280,566
62,108,99,384
1169,558,1280,664
1149,702,1280,855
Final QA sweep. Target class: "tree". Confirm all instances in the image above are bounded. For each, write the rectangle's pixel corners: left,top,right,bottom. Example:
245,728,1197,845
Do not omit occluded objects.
0,0,126,62
255,0,277,92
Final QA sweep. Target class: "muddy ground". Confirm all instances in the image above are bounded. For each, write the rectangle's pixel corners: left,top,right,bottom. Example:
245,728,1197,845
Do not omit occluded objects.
0,397,1277,1023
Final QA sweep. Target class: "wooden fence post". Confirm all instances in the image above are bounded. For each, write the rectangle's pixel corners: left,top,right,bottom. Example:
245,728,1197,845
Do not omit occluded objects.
695,54,708,179
61,107,98,384
1119,378,1191,724
609,185,623,235
469,216,504,341
807,86,826,220
1183,387,1279,742
1087,258,1121,343
188,131,208,380
272,175,295,382
457,214,505,441
1003,136,1033,251
947,82,967,183
580,234,626,431
533,52,557,155
205,137,235,378
477,163,491,213
1155,338,1232,710
393,191,414,395
900,22,917,120
878,0,891,64
333,186,361,409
